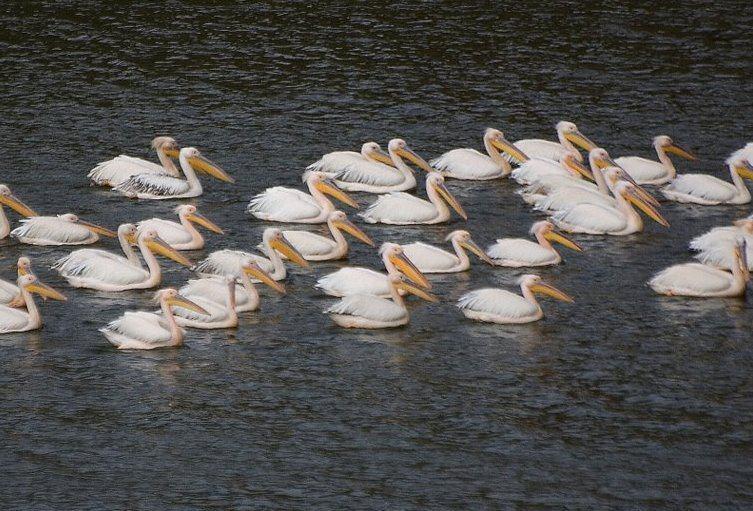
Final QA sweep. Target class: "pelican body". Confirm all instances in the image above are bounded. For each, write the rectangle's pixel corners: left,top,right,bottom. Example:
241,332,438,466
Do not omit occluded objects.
88,136,180,187
400,230,492,273
0,185,38,239
11,213,116,246
487,221,582,267
430,129,526,180
661,156,753,205
614,136,696,185
511,152,594,186
690,219,753,270
0,274,67,333
278,211,374,261
509,121,597,164
305,142,395,178
173,276,239,329
138,205,223,250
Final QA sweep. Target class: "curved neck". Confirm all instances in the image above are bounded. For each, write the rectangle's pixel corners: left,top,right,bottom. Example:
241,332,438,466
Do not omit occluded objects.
482,136,512,174
160,300,183,346
450,237,470,267
425,183,451,219
179,213,203,246
137,237,162,286
728,164,751,202
388,148,418,181
521,283,542,310
534,230,555,251
588,159,609,195
178,153,202,195
157,148,179,176
655,143,677,178
328,220,349,253
19,285,41,329
0,205,8,239
557,129,581,161
262,242,286,279
388,283,406,309
615,191,642,230
226,279,237,315
119,232,140,265
239,270,260,310
306,180,334,216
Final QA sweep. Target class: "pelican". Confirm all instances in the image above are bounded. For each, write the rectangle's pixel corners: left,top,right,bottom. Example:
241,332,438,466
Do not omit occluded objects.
0,185,38,239
172,276,238,329
114,147,233,200
649,240,749,297
690,218,753,270
11,213,116,246
486,221,582,267
0,256,32,307
614,136,696,185
326,275,437,329
509,121,598,164
326,139,435,193
316,242,431,297
88,136,181,187
248,171,358,224
551,181,669,235
0,275,66,333
276,211,374,261
195,228,309,282
661,155,753,205
457,274,574,324
360,173,467,225
511,152,594,186
100,288,208,350
429,128,527,180
137,205,223,250
179,261,285,314
53,227,192,291
400,230,492,273
305,141,395,177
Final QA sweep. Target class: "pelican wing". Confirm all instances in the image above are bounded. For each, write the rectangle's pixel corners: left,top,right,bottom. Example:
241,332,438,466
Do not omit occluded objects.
247,187,321,221
11,217,96,245
524,175,596,195
55,252,148,284
689,226,739,252
534,187,614,212
102,311,173,345
512,140,567,163
333,161,405,187
649,263,734,294
181,277,250,308
487,239,554,266
360,193,436,224
0,305,31,332
663,175,736,202
316,267,390,296
430,148,503,179
137,218,191,245
114,174,190,198
401,242,459,271
511,158,569,185
325,295,406,322
0,278,19,304
196,249,253,276
691,228,753,270
551,204,626,234
305,151,363,174
173,295,228,322
457,288,538,318
281,230,337,257
614,156,668,183
88,155,171,186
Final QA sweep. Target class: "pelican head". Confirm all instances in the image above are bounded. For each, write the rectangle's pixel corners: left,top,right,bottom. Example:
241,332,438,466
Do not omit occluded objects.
654,135,696,160
388,274,438,302
734,238,750,281
387,139,433,172
559,152,594,180
153,136,180,157
0,185,38,217
361,142,395,167
734,218,753,234
308,172,359,208
328,211,374,246
520,274,574,303
380,242,431,289
615,181,670,227
138,228,193,267
728,156,753,180
181,147,234,183
484,128,529,164
589,148,619,170
18,273,67,301
16,256,31,276
263,228,310,268
427,173,467,220
118,223,139,245
176,204,224,234
242,261,286,294
558,121,597,152
532,221,582,252
155,288,209,316
58,213,117,238
603,167,660,207
446,230,493,264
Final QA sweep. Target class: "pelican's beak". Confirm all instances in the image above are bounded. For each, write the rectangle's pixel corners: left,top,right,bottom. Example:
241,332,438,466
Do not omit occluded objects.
17,265,29,277
168,294,209,316
187,211,224,234
396,146,434,172
565,130,598,151
491,136,529,163
665,143,697,161
564,157,594,181
397,279,439,303
244,263,286,294
162,143,181,158
146,235,193,267
317,178,359,208
627,188,670,227
530,281,574,303
595,154,619,169
0,194,38,217
77,219,117,238
389,252,431,289
27,281,67,301
270,236,310,268
544,229,583,252
736,161,753,180
334,218,374,246
616,170,660,207
433,180,467,220
372,147,396,167
190,154,235,183
460,238,494,265
125,232,138,245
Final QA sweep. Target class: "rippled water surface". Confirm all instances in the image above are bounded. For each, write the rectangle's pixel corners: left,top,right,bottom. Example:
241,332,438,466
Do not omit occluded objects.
2,2,753,509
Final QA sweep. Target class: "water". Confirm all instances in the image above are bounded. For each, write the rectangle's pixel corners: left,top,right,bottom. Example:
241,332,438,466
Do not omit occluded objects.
1,2,752,508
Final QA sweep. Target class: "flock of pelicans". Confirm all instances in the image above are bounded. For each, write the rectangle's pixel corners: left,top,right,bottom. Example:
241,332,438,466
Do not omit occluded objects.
1,123,753,349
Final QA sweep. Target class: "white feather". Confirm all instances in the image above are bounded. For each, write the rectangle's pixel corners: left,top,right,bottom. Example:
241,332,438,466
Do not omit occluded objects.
54,250,148,286
533,187,614,213
360,193,441,225
280,230,337,258
137,218,193,246
614,156,670,184
100,311,177,349
649,263,740,296
11,217,99,245
511,158,571,185
486,239,558,267
512,140,569,163
430,148,505,180
88,155,173,187
400,242,460,272
114,174,191,199
457,288,540,320
0,278,19,305
316,268,393,297
247,187,324,223
661,174,738,204
0,305,33,332
325,294,407,323
690,227,753,270
551,203,630,235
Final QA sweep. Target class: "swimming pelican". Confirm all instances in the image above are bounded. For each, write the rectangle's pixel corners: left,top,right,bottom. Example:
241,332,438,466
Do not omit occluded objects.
511,152,594,185
276,211,374,261
316,242,431,297
509,121,598,164
53,227,192,291
649,240,749,297
195,228,309,282
457,274,574,324
661,155,753,205
0,274,67,333
690,218,753,270
400,230,492,273
614,136,696,185
0,185,38,239
429,128,528,180
360,172,467,225
137,205,223,250
88,136,181,187
11,213,116,246
172,276,239,329
248,171,358,224
552,181,669,235
326,275,437,329
100,288,209,350
305,141,395,177
0,257,32,307
114,147,233,200
486,221,582,267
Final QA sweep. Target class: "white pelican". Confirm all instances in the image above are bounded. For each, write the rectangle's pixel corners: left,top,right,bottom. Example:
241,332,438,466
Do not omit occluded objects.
552,181,669,235
248,171,358,224
11,213,116,246
53,227,192,291
196,228,309,282
661,155,753,205
614,136,696,185
429,128,528,180
0,257,32,307
100,288,209,350
400,230,492,273
114,147,233,200
486,221,582,267
360,172,467,225
277,211,374,261
0,185,38,239
88,136,181,187
457,274,574,324
316,242,431,297
172,276,238,329
0,274,67,333
327,139,435,193
326,275,437,329
305,141,395,177
649,240,749,297
511,152,594,186
509,121,598,164
690,218,753,270
137,204,223,250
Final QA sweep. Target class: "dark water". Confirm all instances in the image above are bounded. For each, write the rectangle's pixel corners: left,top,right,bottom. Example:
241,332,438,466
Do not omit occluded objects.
1,2,752,509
